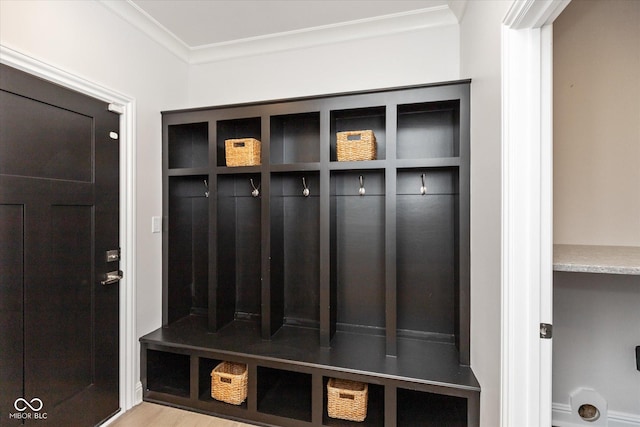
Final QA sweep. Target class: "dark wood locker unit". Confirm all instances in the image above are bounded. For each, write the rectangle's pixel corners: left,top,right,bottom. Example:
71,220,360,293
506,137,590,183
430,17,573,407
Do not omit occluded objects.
141,81,479,427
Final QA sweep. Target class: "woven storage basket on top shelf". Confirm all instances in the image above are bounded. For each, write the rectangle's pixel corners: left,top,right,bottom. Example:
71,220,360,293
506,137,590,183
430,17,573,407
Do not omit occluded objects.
211,361,248,405
336,130,376,161
225,138,261,167
327,378,368,422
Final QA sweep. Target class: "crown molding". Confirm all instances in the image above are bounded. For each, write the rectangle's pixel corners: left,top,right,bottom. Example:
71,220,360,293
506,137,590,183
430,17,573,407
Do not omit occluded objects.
503,0,570,29
99,0,191,62
190,6,458,64
99,1,460,64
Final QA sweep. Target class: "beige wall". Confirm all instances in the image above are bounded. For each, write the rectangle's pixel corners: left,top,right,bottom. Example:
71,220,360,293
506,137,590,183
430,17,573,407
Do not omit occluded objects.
554,0,640,246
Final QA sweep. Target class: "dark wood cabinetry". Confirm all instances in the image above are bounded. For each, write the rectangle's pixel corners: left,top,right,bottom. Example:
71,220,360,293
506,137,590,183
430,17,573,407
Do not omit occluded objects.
141,81,479,426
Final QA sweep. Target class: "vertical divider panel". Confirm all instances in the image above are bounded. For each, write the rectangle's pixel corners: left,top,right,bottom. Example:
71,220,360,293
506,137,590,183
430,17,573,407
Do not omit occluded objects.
312,372,323,425
319,109,332,347
261,116,274,339
385,104,398,357
247,362,258,413
329,172,338,342
385,384,398,427
208,120,217,331
268,172,284,336
162,119,169,326
458,85,471,365
190,354,199,400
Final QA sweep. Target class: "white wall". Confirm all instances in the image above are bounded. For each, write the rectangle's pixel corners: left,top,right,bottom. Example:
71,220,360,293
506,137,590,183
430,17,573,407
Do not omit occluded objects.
553,272,640,419
0,0,189,379
188,24,460,107
1,2,510,425
460,2,511,427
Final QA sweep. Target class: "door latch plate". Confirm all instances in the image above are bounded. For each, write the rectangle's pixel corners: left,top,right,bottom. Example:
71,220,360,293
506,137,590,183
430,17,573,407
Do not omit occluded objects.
540,323,553,339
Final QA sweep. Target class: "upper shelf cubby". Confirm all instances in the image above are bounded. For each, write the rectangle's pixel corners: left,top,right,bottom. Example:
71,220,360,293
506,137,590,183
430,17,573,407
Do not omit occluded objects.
168,122,208,170
330,106,386,162
216,116,261,167
397,100,460,160
270,112,320,165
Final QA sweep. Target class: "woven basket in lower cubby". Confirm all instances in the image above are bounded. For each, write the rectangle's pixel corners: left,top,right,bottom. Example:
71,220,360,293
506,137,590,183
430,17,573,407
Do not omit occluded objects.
327,378,368,422
211,361,248,405
336,130,376,161
225,138,261,167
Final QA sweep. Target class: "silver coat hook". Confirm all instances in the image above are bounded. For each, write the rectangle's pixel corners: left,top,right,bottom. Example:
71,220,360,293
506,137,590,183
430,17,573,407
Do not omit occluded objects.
250,178,260,197
302,177,310,197
204,179,209,198
420,174,427,195
358,175,365,196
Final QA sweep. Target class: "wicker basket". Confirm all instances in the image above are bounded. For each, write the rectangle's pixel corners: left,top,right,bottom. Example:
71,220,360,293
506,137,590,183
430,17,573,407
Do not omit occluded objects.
225,138,261,167
336,130,376,161
211,361,248,405
327,378,368,422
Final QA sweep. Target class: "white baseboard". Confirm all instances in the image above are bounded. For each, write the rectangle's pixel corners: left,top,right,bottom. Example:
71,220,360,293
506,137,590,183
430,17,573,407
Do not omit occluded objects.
553,403,640,427
135,381,143,405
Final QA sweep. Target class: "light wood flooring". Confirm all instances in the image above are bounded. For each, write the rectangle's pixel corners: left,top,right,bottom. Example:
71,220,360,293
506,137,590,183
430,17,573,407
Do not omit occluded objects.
107,402,258,427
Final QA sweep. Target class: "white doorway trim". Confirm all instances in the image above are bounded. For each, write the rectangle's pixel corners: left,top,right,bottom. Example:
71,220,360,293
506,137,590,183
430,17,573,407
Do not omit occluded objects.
501,1,569,426
0,44,138,417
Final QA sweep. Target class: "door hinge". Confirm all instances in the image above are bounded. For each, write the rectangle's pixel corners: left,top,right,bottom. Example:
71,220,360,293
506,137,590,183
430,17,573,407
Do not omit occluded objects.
540,323,553,339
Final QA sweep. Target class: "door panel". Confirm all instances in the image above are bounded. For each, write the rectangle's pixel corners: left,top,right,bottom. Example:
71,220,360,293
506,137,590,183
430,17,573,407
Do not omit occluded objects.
26,205,94,409
0,90,93,182
0,63,120,426
0,204,24,425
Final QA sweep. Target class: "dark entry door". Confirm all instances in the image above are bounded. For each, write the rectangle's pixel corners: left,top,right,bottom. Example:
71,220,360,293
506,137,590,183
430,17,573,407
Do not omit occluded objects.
0,64,120,426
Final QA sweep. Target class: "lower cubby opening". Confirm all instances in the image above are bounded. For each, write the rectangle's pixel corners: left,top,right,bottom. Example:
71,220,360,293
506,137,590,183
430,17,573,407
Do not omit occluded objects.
257,367,312,422
397,388,467,427
198,357,248,409
146,350,190,398
322,377,384,426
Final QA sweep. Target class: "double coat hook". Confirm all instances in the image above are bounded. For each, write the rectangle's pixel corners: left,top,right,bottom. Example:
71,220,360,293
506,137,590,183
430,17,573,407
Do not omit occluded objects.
250,178,260,197
358,175,365,196
203,179,209,198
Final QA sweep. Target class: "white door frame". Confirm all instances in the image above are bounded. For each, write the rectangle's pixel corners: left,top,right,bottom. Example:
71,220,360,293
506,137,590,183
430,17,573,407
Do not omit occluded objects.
501,1,570,426
0,45,138,417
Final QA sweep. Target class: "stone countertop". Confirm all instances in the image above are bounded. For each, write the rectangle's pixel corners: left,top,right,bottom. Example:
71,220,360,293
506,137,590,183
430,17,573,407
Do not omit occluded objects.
553,244,640,275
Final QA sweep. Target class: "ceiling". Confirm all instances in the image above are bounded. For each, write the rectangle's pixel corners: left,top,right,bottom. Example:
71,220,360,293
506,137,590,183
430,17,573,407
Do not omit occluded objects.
129,0,460,47
104,0,466,63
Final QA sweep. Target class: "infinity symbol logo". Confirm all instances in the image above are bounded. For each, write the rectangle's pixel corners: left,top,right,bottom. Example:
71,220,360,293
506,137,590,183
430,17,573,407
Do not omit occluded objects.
14,397,43,412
